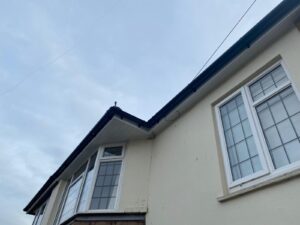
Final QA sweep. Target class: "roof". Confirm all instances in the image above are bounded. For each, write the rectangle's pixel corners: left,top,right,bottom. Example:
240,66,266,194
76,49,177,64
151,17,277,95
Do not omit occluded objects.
24,0,300,213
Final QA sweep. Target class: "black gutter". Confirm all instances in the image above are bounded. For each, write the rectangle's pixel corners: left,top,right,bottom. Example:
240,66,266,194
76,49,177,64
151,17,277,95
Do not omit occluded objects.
24,0,300,213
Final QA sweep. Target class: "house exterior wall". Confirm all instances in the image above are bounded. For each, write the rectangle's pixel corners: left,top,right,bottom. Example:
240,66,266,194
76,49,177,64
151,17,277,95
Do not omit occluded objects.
146,26,300,225
118,140,152,213
43,181,68,225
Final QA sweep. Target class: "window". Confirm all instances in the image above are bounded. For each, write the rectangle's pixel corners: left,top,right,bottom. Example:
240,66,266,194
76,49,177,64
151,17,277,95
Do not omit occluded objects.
58,164,86,223
77,153,97,212
216,64,300,188
57,146,124,224
32,202,47,225
219,94,263,181
90,147,123,210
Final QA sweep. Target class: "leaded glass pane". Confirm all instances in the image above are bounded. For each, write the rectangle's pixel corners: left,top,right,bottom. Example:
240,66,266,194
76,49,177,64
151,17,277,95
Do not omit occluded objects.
249,66,288,101
90,161,122,209
220,94,262,181
256,86,300,168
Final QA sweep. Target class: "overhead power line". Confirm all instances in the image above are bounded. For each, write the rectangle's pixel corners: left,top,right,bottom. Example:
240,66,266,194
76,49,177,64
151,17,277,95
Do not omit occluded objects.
0,0,121,97
193,0,258,80
0,46,76,96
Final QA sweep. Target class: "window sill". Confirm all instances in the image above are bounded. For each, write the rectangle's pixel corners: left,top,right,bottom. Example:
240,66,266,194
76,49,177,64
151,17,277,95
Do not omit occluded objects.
217,168,300,202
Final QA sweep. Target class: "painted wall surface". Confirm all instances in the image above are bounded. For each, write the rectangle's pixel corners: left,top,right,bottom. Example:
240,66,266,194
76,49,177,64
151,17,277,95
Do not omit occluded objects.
118,140,152,212
43,181,68,225
146,26,300,225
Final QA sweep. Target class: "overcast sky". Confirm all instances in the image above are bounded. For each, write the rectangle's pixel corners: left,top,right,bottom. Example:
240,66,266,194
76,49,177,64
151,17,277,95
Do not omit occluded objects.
0,0,283,224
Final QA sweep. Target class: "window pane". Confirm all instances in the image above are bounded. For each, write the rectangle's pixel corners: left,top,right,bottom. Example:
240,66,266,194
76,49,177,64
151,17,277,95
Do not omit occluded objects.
77,170,95,212
225,130,234,147
108,197,116,209
77,153,97,212
271,147,289,168
291,113,300,136
272,66,288,83
264,126,282,149
249,66,288,101
257,107,274,129
220,94,262,181
90,161,122,210
246,137,258,157
269,99,288,123
256,86,300,168
222,114,230,130
90,198,99,209
285,139,300,163
251,156,263,172
231,166,241,181
238,104,247,120
59,178,83,223
277,119,297,143
236,141,249,162
240,160,253,177
261,74,275,92
249,82,263,101
232,124,244,143
104,175,113,186
242,119,252,138
228,109,240,126
228,147,238,166
282,89,300,116
103,146,123,157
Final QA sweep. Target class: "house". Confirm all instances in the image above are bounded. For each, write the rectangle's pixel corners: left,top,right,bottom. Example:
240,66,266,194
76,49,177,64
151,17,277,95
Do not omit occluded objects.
24,1,300,225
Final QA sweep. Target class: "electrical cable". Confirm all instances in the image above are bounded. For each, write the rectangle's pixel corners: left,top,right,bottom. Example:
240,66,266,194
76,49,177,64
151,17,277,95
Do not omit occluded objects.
193,0,257,80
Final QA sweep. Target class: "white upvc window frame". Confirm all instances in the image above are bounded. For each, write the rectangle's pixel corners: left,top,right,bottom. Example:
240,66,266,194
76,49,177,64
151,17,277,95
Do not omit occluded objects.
216,61,300,190
56,143,125,224
32,201,48,225
56,162,88,224
87,143,125,213
215,88,270,188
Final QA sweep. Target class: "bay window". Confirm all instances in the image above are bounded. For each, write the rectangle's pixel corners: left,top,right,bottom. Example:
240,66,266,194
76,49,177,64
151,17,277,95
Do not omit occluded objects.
56,145,124,224
216,63,300,189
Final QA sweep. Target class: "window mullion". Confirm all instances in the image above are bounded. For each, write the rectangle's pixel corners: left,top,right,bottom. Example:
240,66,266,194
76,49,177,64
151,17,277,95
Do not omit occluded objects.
245,82,277,172
241,87,271,173
252,81,291,107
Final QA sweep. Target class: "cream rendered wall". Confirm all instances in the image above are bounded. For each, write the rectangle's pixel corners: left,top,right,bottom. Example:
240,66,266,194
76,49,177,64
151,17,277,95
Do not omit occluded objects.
117,139,152,213
42,180,68,225
146,26,300,225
